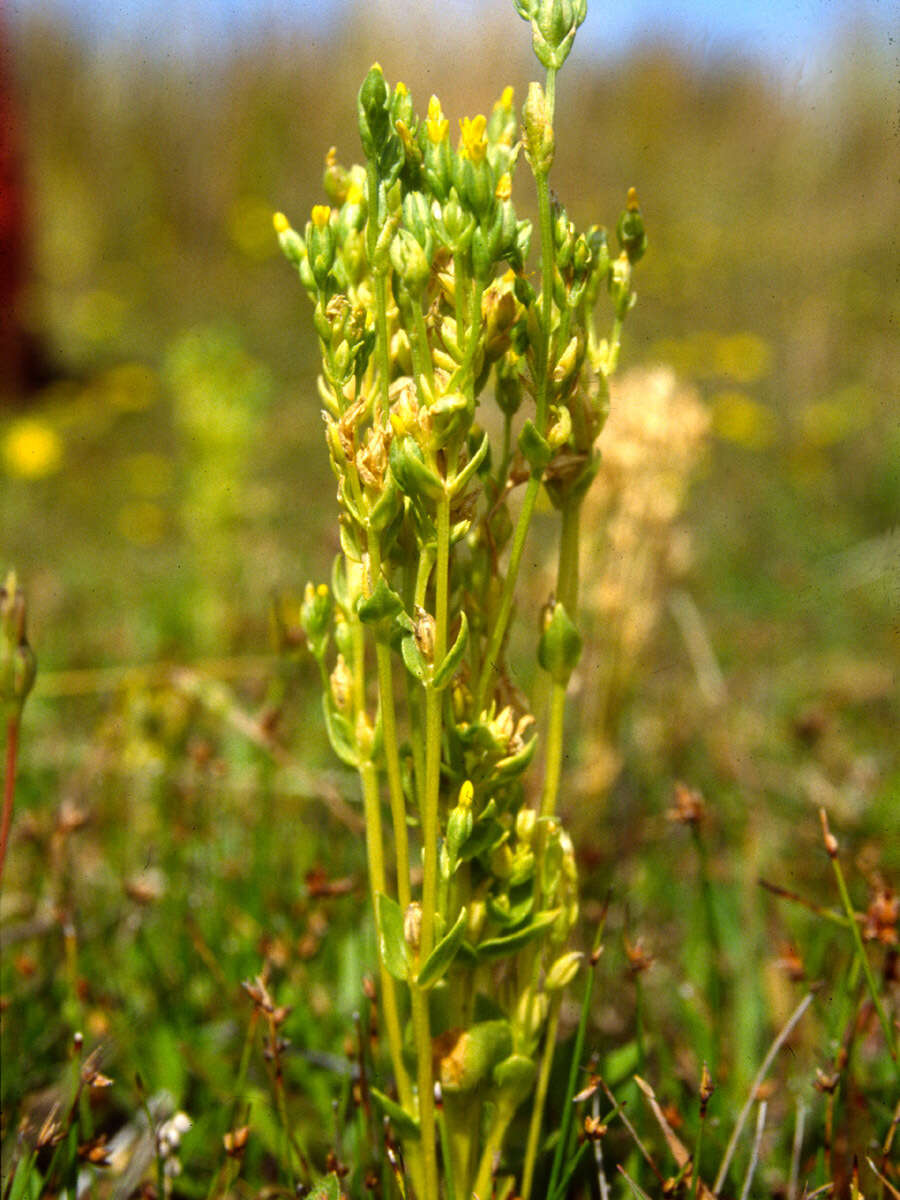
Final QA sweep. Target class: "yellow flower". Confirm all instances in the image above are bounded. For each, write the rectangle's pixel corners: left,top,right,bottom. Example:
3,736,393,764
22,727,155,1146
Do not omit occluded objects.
426,95,449,145
458,114,488,163
2,419,63,479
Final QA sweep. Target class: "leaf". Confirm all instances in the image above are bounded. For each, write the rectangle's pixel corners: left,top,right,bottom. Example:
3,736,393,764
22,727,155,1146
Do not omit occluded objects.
450,430,490,496
357,577,405,626
322,696,360,767
518,418,553,472
375,892,409,981
431,612,469,691
401,633,430,683
308,1174,343,1200
370,1088,421,1140
474,910,559,962
416,907,468,989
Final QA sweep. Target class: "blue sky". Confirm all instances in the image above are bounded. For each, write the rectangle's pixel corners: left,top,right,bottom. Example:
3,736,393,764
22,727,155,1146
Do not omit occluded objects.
10,0,896,77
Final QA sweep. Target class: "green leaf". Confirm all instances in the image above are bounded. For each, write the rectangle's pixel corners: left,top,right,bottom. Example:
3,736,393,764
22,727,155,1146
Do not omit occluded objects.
370,1088,421,1140
474,910,559,962
401,633,430,683
322,696,360,767
518,418,552,472
357,577,405,626
7,1152,39,1200
416,906,468,989
431,612,469,691
375,892,409,981
491,734,538,784
309,1174,343,1200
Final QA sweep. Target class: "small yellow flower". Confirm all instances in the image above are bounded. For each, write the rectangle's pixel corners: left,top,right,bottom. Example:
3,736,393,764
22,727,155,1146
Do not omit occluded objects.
426,95,449,145
2,419,63,479
459,114,488,163
311,204,331,229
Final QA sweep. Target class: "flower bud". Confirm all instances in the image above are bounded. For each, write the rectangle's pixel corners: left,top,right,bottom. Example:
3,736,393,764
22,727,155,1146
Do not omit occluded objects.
538,600,582,684
323,146,351,205
609,251,634,321
516,0,587,70
300,582,333,660
1,572,37,720
439,1020,513,1093
329,654,353,713
545,950,582,991
522,82,554,176
306,205,335,291
390,228,431,295
357,63,392,158
616,187,647,264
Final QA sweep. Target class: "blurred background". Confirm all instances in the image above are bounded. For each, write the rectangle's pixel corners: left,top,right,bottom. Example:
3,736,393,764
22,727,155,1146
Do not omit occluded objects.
1,0,898,1179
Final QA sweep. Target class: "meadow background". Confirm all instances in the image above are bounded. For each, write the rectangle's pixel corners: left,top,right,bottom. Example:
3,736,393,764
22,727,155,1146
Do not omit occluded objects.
1,0,898,1194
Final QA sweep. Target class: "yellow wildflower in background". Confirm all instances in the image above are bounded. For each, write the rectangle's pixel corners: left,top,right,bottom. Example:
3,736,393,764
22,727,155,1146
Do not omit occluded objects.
2,419,64,479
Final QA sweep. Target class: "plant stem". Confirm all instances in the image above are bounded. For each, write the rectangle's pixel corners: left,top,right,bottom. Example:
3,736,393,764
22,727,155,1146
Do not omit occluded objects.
359,759,413,1112
368,535,411,912
540,496,582,820
821,810,899,1071
521,994,563,1200
411,984,439,1200
365,159,392,425
1,716,19,888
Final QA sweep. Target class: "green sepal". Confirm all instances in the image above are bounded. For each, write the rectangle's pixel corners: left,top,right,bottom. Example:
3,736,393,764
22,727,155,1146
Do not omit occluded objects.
431,612,469,691
416,906,468,990
389,435,444,502
487,886,534,929
450,431,490,497
368,474,402,533
330,554,353,613
457,800,504,861
493,1053,537,1102
474,910,559,962
519,418,553,473
322,695,360,768
438,1020,513,1093
491,733,538,783
430,391,472,449
375,892,410,981
357,577,405,627
370,1088,421,1140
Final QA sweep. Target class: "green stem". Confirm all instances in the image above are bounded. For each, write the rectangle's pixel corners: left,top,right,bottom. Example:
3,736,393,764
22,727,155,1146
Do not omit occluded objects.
540,496,582,820
368,535,411,912
411,985,440,1200
359,759,413,1111
1,716,19,888
476,65,560,711
473,1100,517,1200
474,471,542,710
692,825,724,1054
365,158,392,424
521,994,563,1200
422,494,451,960
826,833,899,1072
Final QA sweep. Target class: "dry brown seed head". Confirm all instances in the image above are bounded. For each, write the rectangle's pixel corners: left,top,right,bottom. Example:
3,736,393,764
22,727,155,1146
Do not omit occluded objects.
814,1068,840,1094
862,882,898,945
624,934,654,976
700,1061,715,1104
819,808,839,857
583,1115,608,1139
668,782,705,827
223,1125,250,1156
